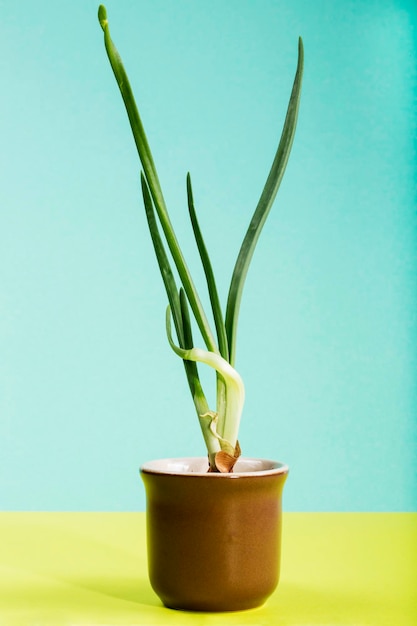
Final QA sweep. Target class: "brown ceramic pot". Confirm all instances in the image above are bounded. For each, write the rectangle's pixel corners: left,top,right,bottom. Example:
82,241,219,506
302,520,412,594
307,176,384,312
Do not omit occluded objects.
140,456,289,612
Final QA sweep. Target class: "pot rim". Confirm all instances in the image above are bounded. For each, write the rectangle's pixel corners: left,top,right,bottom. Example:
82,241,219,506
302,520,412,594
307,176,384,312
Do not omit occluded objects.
140,456,289,477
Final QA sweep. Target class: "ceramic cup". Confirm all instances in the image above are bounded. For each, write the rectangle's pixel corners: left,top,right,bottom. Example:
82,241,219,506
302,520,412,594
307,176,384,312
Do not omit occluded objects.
141,457,289,612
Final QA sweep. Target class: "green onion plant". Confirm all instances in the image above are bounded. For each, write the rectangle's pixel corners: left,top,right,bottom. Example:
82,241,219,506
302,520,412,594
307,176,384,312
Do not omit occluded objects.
98,5,303,472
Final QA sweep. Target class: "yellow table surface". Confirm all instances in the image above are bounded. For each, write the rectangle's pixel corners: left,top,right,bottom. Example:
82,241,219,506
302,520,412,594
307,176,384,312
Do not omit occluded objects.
0,512,415,625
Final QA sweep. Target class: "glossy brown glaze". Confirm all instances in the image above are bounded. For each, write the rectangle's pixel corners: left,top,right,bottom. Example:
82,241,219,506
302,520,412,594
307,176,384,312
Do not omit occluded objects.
140,457,288,612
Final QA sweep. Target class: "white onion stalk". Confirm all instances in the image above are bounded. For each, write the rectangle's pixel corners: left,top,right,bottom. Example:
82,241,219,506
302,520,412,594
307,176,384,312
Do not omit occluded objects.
166,306,244,457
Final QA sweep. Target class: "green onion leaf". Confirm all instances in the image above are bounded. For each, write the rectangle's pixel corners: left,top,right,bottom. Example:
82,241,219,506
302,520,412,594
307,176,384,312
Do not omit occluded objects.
187,173,229,361
98,6,218,354
225,37,304,366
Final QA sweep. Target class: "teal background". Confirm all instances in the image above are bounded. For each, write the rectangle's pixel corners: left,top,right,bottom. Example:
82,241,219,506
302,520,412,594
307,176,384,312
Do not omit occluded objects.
0,0,416,512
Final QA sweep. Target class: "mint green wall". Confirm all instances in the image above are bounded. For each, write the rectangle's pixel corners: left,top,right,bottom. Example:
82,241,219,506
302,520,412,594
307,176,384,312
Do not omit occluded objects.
0,0,416,511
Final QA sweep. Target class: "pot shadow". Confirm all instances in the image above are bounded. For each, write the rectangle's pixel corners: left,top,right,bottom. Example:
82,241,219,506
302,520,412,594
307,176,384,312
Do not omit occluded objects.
0,513,162,617
62,572,161,608
1,567,162,613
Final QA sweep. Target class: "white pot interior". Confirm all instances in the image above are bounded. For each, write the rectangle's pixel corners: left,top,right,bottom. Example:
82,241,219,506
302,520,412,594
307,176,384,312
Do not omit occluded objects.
141,456,288,476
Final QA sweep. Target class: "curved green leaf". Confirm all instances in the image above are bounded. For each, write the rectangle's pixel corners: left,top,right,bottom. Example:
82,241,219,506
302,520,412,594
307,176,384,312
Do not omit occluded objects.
225,37,304,366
